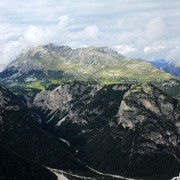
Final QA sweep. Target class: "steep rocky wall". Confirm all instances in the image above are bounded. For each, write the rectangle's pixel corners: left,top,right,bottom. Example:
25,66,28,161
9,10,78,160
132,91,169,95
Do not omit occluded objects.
33,82,180,179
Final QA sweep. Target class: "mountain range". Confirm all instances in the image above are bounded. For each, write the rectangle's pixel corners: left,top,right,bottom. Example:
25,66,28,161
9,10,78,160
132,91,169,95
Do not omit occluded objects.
150,60,180,77
0,44,180,180
0,44,176,95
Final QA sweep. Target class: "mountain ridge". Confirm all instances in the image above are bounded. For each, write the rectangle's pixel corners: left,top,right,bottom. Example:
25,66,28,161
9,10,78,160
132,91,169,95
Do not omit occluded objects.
1,44,176,79
0,44,180,179
0,44,177,98
32,81,180,179
150,59,180,77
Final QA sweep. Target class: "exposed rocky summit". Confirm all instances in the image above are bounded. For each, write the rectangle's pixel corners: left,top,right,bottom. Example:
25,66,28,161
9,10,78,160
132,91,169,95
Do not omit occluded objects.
0,44,176,98
5,44,123,71
33,82,130,146
1,84,134,180
118,83,180,129
85,83,180,178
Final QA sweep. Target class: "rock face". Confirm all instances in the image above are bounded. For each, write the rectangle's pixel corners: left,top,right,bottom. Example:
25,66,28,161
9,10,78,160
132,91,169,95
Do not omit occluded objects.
1,84,132,180
117,83,179,129
33,82,130,146
0,85,86,176
4,44,123,71
153,79,180,101
0,79,180,179
85,83,180,178
33,82,180,179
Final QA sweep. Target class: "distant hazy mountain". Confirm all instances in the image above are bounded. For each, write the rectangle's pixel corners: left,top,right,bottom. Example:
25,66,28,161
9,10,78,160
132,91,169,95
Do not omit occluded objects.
0,63,5,72
151,60,180,76
4,44,174,81
0,44,176,97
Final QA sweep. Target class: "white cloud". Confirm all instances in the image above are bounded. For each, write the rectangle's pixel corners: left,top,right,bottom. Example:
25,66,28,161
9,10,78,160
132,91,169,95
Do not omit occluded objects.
23,26,54,45
144,46,166,54
57,15,72,29
65,25,100,47
0,14,101,66
0,40,22,66
0,0,180,67
84,25,99,39
166,47,180,67
144,17,165,42
115,20,125,29
114,45,136,55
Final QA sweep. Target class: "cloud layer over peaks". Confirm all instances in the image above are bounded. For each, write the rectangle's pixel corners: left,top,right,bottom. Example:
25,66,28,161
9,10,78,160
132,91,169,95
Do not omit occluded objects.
0,0,180,67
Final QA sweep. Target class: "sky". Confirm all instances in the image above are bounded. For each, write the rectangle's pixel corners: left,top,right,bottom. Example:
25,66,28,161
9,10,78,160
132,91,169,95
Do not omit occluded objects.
0,0,180,67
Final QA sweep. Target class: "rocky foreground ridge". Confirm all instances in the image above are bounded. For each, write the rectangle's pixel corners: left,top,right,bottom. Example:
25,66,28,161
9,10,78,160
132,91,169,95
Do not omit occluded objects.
32,81,180,179
0,80,180,179
0,85,88,180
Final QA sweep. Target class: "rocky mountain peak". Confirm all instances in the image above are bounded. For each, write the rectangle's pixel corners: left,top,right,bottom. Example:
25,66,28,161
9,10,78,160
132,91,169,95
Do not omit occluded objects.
117,83,180,129
0,44,176,88
94,46,119,56
31,81,180,178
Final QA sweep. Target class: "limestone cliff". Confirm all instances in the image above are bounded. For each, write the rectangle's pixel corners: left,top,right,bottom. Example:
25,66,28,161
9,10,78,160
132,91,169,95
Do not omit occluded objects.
33,82,180,179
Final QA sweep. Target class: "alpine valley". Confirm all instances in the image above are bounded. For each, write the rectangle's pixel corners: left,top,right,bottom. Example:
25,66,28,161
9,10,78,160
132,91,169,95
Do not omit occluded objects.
0,44,180,180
